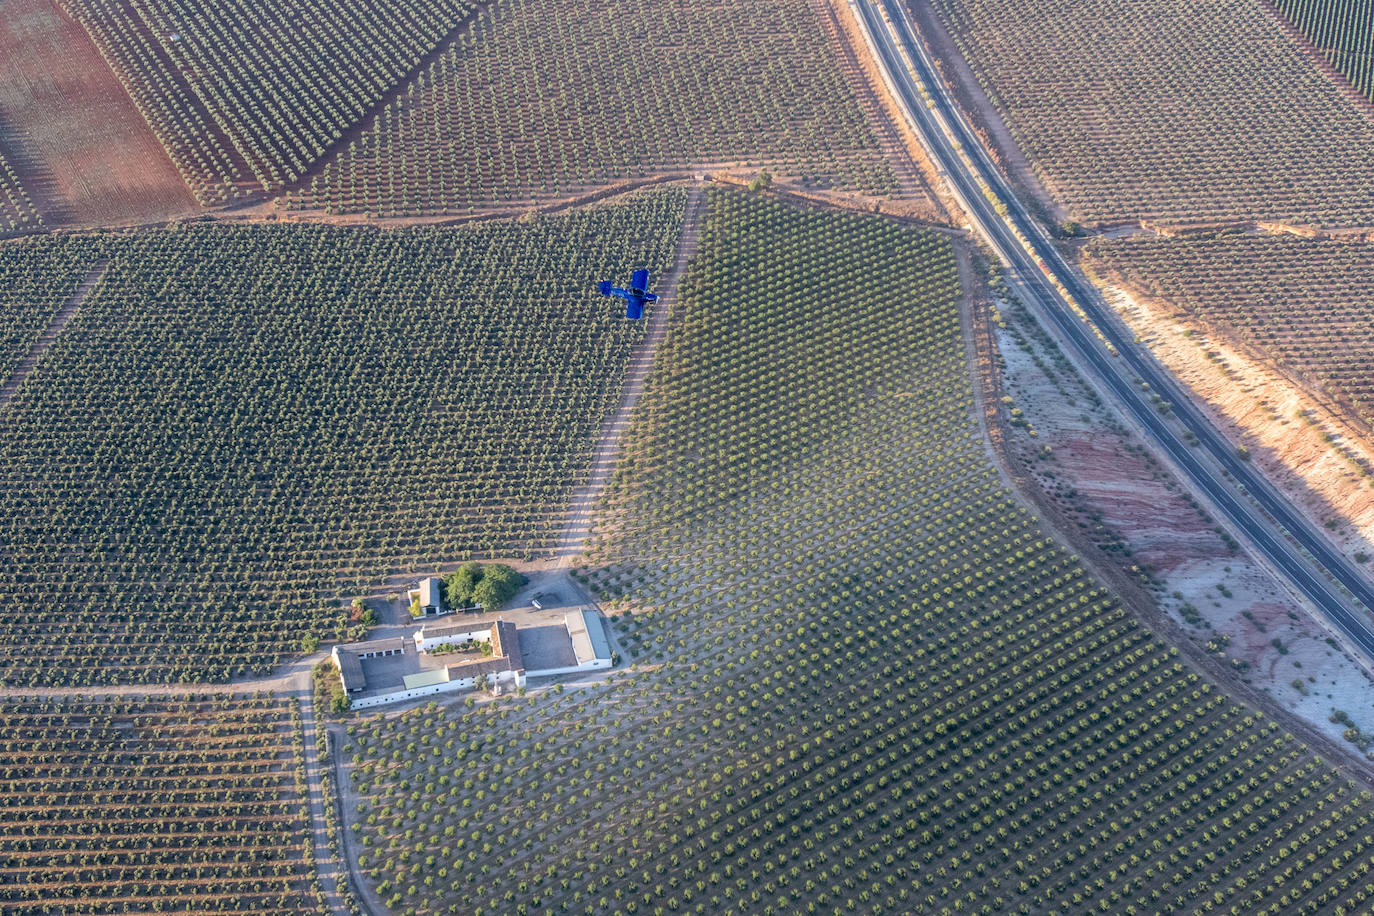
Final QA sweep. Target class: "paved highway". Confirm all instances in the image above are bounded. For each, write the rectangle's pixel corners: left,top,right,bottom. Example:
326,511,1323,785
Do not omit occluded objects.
851,0,1374,661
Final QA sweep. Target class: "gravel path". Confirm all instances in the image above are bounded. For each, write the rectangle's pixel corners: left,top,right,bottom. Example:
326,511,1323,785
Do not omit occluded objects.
298,682,354,915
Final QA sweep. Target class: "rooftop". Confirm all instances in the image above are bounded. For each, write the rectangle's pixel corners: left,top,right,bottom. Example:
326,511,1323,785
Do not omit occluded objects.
332,647,366,692
446,656,519,680
420,577,442,608
403,668,450,690
491,619,523,672
417,621,488,641
566,609,611,665
340,636,408,656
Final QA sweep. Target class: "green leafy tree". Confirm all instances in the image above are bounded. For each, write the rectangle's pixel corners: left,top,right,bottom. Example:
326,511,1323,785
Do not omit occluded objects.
444,562,483,609
471,564,524,611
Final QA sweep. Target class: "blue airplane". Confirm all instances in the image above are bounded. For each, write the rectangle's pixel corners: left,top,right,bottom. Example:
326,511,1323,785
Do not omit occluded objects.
597,269,657,319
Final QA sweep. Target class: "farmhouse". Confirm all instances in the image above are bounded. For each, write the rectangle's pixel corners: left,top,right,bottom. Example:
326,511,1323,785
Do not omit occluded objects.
415,577,444,616
413,620,490,653
444,619,524,690
401,642,524,694
342,620,526,709
331,636,407,695
333,606,615,709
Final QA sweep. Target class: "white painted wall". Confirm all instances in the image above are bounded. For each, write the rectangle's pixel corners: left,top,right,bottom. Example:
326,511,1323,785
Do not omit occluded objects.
349,667,524,710
526,658,612,679
414,627,491,653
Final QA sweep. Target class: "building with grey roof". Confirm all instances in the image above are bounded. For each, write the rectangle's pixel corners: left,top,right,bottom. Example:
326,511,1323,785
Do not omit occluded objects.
418,577,444,615
566,609,612,669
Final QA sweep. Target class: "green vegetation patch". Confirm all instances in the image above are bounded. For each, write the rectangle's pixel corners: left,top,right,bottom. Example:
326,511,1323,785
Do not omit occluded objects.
292,0,895,216
1274,0,1374,104
1083,232,1374,427
0,191,683,684
341,191,1374,914
439,561,524,613
60,0,480,202
931,0,1374,226
0,695,319,914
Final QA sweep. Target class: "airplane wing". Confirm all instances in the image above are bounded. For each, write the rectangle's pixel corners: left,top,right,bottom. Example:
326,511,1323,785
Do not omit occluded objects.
631,268,649,292
624,294,646,320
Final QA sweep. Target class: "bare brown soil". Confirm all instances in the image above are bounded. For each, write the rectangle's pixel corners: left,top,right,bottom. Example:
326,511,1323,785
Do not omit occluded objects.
0,0,198,228
1093,280,1374,563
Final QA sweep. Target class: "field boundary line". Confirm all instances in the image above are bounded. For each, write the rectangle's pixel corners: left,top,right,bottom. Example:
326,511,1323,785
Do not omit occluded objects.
0,257,108,409
1255,0,1374,123
276,0,495,203
554,185,707,567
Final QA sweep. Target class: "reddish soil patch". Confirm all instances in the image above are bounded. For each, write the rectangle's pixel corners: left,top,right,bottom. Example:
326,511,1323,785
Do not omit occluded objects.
1054,434,1224,576
0,0,198,228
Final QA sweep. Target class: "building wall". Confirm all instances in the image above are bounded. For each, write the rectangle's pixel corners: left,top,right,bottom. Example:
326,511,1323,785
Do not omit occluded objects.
351,678,470,710
526,658,611,679
350,667,523,710
414,627,490,653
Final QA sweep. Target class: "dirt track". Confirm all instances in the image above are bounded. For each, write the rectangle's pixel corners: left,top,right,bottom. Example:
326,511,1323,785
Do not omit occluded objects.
554,185,707,567
0,257,107,407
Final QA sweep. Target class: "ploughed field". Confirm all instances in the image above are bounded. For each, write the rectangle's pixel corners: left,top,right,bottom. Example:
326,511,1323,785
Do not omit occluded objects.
0,0,200,231
339,191,1374,915
930,0,1374,226
1082,232,1374,429
0,695,320,915
58,0,480,203
1274,0,1374,104
0,192,682,685
288,0,896,217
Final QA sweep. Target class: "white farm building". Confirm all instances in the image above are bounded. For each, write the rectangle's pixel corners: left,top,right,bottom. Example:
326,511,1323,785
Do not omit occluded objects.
336,620,526,710
410,577,444,616
567,609,613,670
331,636,408,695
332,609,616,710
413,621,490,653
520,609,615,678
